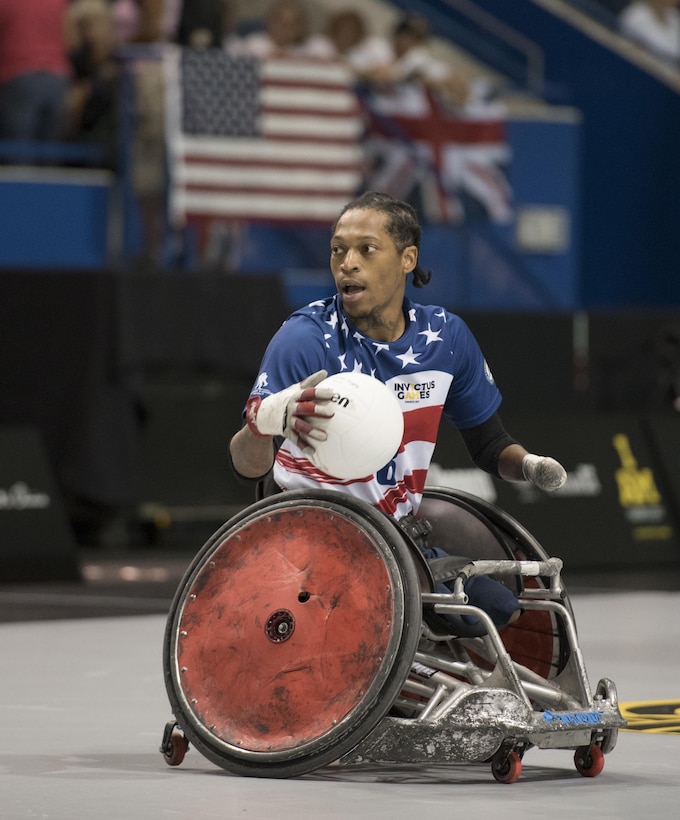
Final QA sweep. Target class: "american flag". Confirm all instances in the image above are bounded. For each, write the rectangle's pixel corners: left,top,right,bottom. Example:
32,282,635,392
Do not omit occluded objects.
164,49,366,226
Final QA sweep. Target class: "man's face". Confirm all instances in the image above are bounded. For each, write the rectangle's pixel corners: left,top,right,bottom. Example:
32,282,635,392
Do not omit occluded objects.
269,7,307,47
330,208,417,339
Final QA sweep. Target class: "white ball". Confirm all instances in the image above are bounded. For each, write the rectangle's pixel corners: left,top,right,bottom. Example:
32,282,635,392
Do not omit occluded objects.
309,372,404,480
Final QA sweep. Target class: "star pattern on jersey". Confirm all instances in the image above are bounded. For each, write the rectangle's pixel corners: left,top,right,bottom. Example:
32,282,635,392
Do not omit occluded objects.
326,311,339,330
396,346,421,368
319,300,450,374
418,323,443,345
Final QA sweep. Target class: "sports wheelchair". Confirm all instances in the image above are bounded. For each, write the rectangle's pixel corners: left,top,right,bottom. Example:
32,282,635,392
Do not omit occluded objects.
160,487,625,784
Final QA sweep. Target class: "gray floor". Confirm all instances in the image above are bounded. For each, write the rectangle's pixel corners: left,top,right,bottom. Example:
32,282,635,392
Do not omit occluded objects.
1,581,679,819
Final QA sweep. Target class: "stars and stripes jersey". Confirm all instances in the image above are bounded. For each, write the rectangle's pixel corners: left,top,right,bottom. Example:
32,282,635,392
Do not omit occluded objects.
248,294,502,519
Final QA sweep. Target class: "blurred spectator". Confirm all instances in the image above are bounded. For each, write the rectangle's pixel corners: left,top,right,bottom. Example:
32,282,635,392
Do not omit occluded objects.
65,0,119,168
229,0,328,59
176,0,234,50
112,0,180,45
364,15,473,108
314,9,393,77
618,0,680,64
0,0,72,147
112,0,142,46
114,0,181,268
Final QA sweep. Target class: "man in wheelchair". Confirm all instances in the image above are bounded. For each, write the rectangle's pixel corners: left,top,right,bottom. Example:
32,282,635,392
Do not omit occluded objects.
159,192,625,782
229,191,566,634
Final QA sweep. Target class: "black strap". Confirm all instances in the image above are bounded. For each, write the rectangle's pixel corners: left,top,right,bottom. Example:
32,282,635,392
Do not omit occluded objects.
397,514,433,549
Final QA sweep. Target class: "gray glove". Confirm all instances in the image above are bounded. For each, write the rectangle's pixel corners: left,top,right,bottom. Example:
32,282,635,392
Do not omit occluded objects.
245,370,335,451
521,454,567,492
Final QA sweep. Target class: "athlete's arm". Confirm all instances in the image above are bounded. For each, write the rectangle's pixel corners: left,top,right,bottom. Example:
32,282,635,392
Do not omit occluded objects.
459,412,566,490
229,424,278,480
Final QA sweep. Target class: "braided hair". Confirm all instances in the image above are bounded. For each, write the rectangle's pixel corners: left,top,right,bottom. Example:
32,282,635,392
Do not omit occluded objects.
333,191,432,288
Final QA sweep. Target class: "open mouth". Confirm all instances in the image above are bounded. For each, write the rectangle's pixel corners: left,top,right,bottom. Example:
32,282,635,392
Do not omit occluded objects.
341,282,365,296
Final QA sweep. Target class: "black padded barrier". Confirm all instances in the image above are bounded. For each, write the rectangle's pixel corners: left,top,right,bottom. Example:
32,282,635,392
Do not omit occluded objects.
0,271,288,540
432,411,680,571
0,426,80,582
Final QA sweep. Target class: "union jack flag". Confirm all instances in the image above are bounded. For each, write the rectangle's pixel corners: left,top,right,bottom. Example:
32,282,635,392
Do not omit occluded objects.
361,84,513,224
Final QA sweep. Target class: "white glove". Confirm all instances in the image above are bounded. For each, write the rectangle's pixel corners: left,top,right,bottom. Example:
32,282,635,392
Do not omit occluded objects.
522,454,567,492
245,370,335,451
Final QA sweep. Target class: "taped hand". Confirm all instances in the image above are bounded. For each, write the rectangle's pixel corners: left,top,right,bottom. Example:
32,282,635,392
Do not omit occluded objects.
521,454,567,492
245,370,335,452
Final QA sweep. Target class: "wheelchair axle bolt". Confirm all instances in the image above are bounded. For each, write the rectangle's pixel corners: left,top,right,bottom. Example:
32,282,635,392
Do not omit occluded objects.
265,609,296,643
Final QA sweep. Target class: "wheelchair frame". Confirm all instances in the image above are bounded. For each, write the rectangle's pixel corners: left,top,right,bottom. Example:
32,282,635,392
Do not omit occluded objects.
160,487,625,784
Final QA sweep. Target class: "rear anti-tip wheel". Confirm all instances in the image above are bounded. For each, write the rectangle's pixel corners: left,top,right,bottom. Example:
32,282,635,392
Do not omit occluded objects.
574,744,605,777
491,749,522,784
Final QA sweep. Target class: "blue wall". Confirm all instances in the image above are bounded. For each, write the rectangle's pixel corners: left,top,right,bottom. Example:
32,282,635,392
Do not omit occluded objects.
0,171,112,269
432,0,680,307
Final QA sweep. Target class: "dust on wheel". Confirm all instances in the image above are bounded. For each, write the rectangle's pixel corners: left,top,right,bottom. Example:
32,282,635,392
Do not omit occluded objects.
163,490,422,778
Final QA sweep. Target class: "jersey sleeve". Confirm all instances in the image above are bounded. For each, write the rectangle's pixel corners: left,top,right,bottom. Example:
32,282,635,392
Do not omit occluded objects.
249,314,328,399
443,318,502,429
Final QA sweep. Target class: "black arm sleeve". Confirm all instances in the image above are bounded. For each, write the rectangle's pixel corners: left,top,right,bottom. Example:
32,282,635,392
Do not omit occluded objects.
458,412,518,477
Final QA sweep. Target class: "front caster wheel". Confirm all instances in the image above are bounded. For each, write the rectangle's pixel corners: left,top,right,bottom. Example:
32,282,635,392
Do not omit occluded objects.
491,749,522,784
160,722,189,767
574,744,605,777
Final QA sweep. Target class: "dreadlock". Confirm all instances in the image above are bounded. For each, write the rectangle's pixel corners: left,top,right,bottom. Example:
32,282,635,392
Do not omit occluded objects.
333,191,432,288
